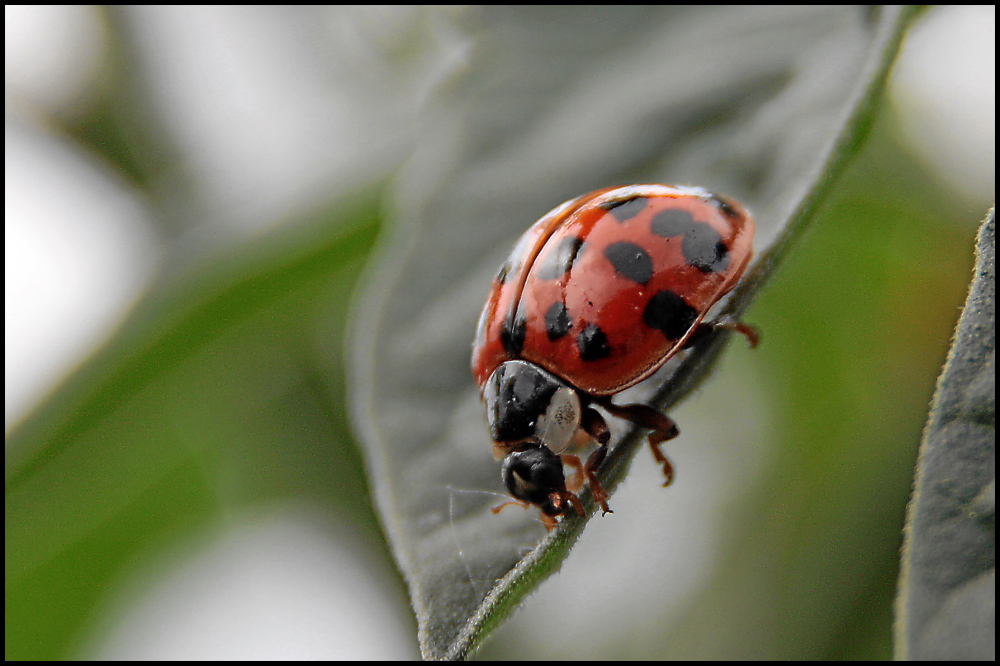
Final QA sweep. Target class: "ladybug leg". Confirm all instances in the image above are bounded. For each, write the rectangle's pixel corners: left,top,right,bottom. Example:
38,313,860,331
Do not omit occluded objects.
583,445,613,514
722,319,759,348
491,498,531,515
492,498,564,531
581,406,612,446
601,402,679,487
647,429,676,488
578,407,613,514
684,319,759,349
560,454,586,493
562,449,613,514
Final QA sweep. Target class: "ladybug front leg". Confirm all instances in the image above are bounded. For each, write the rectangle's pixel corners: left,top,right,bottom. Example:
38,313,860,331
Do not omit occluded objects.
490,497,569,531
491,498,531,514
560,454,586,493
600,401,679,487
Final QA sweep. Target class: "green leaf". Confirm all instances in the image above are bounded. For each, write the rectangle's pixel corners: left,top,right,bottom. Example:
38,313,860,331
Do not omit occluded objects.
896,209,996,661
5,195,383,660
348,6,917,659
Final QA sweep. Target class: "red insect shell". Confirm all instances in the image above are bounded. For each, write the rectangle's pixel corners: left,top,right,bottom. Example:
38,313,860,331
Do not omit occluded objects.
471,184,754,396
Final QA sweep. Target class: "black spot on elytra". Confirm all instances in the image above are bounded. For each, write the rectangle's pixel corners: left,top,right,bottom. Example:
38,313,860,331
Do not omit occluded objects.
643,290,698,341
577,323,611,361
501,312,527,356
545,301,572,341
650,209,730,273
650,208,695,237
682,234,729,273
604,241,653,284
535,236,585,280
601,196,647,222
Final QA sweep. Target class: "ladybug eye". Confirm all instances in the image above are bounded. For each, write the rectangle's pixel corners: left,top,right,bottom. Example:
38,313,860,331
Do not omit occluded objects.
534,387,581,454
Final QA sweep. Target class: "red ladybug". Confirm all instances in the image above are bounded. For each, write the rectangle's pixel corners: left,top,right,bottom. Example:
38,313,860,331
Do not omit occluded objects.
471,184,757,529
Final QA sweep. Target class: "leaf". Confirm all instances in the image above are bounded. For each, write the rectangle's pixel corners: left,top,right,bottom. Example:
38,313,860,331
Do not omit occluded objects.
896,209,996,661
5,196,382,660
349,6,916,659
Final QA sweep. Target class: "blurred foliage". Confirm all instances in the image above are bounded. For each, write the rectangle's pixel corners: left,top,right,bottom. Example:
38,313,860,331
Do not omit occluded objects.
667,116,978,660
6,191,387,659
4,5,992,662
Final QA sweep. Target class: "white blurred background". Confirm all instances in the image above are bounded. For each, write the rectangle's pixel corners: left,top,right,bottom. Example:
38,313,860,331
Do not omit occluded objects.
5,6,994,660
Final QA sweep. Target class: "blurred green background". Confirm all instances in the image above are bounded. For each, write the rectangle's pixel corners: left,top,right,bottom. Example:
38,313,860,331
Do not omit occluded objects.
5,6,993,660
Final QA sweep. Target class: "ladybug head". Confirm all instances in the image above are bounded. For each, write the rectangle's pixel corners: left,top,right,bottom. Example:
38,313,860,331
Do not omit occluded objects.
483,360,582,454
501,443,581,518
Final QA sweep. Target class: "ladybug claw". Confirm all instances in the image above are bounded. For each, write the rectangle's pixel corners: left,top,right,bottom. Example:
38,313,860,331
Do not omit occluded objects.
659,459,675,487
590,483,612,515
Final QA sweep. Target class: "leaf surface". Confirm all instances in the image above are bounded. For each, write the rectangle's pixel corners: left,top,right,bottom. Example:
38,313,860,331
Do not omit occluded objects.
348,6,915,659
896,210,995,661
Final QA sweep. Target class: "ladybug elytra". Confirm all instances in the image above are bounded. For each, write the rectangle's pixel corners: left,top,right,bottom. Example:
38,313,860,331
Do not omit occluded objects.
472,184,757,529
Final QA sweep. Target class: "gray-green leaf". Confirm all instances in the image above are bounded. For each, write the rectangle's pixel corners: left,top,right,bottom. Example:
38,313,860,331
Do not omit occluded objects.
896,209,996,661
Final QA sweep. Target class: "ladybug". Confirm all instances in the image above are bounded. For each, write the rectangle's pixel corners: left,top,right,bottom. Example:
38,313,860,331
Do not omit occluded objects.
471,184,757,529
